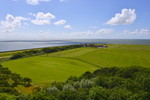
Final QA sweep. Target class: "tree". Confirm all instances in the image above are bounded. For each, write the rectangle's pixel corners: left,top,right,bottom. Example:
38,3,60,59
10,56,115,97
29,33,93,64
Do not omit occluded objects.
89,86,108,100
23,78,32,86
58,90,78,100
80,71,93,79
63,84,76,91
10,53,26,59
76,88,89,100
79,79,95,88
109,88,132,100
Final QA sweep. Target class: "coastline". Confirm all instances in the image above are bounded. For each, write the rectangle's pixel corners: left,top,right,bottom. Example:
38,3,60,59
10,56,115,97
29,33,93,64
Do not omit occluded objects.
0,39,150,53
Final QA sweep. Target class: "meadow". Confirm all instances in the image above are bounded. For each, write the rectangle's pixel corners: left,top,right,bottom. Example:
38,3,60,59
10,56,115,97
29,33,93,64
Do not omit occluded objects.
2,44,150,84
2,56,97,84
47,44,150,68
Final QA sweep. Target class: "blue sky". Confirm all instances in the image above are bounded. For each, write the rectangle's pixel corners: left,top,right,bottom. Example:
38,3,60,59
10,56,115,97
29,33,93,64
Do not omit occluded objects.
0,0,150,40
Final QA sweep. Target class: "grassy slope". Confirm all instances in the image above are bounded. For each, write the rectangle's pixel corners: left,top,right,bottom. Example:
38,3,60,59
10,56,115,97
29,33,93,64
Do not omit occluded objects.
47,44,150,68
2,44,150,84
0,51,24,58
2,56,97,84
0,51,21,63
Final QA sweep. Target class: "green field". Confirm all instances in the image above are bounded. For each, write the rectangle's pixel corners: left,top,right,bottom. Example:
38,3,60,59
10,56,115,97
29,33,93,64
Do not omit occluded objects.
2,56,97,84
2,44,150,84
46,44,150,68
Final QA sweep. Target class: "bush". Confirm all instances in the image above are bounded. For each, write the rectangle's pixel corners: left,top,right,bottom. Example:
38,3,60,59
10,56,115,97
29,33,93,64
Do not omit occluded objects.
89,86,108,100
2,66,150,99
80,71,93,79
0,65,32,95
109,88,132,100
10,53,26,59
9,45,82,60
58,90,78,100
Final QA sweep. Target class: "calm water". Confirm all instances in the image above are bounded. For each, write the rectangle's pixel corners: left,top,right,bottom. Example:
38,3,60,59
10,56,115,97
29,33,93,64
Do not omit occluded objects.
0,39,150,52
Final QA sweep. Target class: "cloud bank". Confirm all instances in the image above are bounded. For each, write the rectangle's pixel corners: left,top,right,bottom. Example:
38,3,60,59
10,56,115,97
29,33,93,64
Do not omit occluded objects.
124,29,150,35
96,28,114,35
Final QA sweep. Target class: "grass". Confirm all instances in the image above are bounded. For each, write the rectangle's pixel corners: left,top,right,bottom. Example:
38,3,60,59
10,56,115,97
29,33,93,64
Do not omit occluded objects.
0,50,27,63
2,56,97,84
15,85,37,94
46,44,150,68
0,51,23,58
0,48,41,60
2,44,150,84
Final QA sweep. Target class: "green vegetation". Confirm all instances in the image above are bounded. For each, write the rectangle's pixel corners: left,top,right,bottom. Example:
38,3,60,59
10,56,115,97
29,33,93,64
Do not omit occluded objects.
0,45,82,62
16,67,150,100
0,51,22,63
10,44,82,60
0,44,150,99
2,57,97,84
0,64,32,96
0,51,22,58
2,44,150,84
47,44,150,68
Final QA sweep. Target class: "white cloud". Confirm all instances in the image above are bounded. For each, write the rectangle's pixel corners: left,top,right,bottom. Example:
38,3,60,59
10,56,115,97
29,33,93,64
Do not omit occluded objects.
31,19,50,25
0,14,28,32
54,20,66,25
64,25,72,29
33,12,55,20
96,28,114,35
55,30,94,39
31,12,55,25
26,0,68,5
124,29,150,35
58,29,114,39
0,28,110,39
106,9,136,25
27,0,51,5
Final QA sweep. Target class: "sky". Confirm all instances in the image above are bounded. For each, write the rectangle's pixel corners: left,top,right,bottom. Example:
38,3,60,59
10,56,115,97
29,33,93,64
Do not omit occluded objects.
0,0,150,40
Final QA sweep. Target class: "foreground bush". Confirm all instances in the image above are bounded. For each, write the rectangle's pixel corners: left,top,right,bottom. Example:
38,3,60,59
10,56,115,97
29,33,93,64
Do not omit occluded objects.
0,64,32,95
14,66,150,100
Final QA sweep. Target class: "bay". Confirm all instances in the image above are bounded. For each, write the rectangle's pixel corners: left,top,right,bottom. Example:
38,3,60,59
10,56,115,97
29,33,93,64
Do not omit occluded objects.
0,39,150,52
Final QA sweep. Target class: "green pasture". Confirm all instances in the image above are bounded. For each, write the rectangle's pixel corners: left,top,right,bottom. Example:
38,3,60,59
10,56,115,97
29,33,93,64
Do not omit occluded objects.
2,56,97,84
2,44,150,84
47,44,150,68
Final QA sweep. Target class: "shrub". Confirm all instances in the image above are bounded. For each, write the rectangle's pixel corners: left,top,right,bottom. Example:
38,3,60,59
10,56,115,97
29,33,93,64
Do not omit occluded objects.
10,53,26,59
89,86,108,100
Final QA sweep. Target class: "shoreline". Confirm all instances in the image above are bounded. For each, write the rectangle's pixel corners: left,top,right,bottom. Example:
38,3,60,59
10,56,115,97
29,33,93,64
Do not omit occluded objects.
0,39,150,53
1,43,150,53
0,44,76,53
0,44,82,60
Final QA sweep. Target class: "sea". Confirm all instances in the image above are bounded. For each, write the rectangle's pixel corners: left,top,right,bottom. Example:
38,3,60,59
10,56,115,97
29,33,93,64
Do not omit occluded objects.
0,39,150,52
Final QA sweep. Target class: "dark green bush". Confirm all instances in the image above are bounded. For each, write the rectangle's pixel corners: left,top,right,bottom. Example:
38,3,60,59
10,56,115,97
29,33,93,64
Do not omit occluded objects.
10,53,26,59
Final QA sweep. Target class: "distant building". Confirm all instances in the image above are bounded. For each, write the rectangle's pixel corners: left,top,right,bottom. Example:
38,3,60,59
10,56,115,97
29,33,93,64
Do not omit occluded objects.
81,44,108,48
